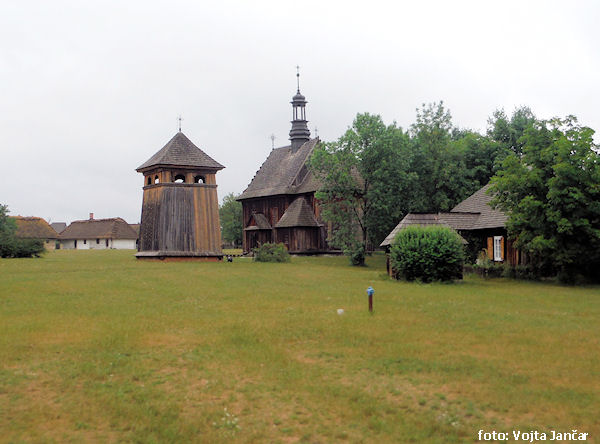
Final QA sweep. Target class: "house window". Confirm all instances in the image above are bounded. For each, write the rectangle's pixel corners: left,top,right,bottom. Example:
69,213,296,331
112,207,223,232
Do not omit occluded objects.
494,236,503,262
106,239,109,247
83,239,87,245
96,239,100,244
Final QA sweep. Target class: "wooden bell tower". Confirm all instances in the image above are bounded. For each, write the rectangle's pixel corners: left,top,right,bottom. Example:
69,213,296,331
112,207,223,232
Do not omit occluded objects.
135,131,225,261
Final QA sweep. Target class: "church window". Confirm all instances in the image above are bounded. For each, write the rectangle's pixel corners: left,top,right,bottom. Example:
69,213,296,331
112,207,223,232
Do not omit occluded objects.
194,175,205,184
147,176,151,185
154,175,159,184
174,174,186,183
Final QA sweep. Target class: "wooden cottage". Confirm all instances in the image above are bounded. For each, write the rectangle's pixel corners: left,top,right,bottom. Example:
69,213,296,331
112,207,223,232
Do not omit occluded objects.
237,78,333,254
59,215,138,249
136,131,224,261
11,216,58,250
381,184,522,274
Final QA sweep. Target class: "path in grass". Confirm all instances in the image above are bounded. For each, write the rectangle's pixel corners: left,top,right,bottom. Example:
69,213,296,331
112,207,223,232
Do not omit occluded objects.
1,251,598,443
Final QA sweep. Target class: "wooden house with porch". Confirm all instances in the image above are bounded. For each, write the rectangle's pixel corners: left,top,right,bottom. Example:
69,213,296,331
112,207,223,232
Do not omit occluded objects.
237,76,333,254
381,184,523,274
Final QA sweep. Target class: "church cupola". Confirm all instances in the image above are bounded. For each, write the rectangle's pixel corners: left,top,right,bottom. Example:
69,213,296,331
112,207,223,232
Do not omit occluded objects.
289,67,311,151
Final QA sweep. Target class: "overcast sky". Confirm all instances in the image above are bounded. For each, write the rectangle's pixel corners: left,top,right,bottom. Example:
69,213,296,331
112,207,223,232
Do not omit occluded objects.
2,0,599,224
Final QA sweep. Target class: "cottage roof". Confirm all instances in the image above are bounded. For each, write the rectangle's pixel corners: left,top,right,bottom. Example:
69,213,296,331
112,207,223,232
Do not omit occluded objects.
275,197,321,228
380,183,509,247
60,218,138,240
136,132,224,172
379,213,468,247
11,217,57,239
50,222,67,234
380,213,451,247
244,213,272,231
237,138,320,200
451,184,508,229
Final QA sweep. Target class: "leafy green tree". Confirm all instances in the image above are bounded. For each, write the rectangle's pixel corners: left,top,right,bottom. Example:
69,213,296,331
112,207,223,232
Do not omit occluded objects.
490,116,600,282
0,204,45,258
310,113,414,263
453,131,507,190
487,106,536,156
409,101,472,212
0,204,17,257
219,193,243,247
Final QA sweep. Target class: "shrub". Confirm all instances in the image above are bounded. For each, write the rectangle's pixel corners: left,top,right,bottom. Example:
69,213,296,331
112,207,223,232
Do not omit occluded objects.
0,237,45,258
390,226,464,282
252,243,290,263
347,245,365,266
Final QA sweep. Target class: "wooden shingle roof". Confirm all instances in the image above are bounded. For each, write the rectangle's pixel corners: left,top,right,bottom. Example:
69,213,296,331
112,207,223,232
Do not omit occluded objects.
451,184,508,229
238,139,320,200
137,132,224,172
380,184,507,247
244,213,272,231
60,218,138,240
11,217,58,240
275,197,321,228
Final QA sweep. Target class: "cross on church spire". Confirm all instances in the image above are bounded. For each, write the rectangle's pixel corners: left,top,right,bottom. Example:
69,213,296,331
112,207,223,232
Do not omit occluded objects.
178,115,183,132
296,65,300,92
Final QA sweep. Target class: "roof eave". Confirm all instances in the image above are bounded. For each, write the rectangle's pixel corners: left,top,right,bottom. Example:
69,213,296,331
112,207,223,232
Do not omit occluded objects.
136,164,224,173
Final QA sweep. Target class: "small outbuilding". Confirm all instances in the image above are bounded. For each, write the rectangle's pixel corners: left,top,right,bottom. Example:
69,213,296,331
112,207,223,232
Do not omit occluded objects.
60,216,138,250
381,184,523,275
11,216,58,250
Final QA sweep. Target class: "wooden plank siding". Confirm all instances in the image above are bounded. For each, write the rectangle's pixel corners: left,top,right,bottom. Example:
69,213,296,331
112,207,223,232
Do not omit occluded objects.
241,194,330,254
138,183,222,257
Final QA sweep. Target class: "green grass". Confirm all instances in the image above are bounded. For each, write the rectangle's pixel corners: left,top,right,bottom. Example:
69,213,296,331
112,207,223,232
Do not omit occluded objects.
1,251,598,443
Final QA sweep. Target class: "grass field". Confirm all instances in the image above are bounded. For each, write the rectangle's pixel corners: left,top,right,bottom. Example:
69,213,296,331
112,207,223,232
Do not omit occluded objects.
1,251,598,443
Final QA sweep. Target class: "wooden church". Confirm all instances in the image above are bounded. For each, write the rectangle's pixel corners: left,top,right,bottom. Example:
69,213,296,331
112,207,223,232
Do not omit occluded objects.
237,75,334,254
136,130,224,260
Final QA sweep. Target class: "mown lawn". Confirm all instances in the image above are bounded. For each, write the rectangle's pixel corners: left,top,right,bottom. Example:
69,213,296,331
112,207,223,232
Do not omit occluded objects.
0,251,598,443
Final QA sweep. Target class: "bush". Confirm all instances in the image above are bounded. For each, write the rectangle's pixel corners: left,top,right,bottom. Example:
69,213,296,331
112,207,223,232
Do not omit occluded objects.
252,243,290,263
390,226,464,282
0,237,45,258
347,245,365,266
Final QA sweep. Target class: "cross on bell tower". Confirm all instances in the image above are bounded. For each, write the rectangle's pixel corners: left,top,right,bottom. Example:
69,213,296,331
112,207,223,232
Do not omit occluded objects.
289,66,311,152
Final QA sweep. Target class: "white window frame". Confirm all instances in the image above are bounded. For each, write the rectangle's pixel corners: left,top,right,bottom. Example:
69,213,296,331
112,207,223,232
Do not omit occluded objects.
493,236,503,262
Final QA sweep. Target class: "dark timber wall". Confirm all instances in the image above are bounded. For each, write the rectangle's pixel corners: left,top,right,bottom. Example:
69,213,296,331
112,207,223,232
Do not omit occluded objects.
241,194,329,253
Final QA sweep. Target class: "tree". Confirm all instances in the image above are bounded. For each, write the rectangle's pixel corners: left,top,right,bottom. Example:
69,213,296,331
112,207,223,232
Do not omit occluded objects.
490,116,600,282
0,204,45,258
409,102,472,212
0,204,16,248
219,193,243,247
310,113,414,264
487,106,536,156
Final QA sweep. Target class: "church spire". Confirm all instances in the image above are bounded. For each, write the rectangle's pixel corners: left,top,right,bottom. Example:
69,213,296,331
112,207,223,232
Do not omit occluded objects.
289,66,311,152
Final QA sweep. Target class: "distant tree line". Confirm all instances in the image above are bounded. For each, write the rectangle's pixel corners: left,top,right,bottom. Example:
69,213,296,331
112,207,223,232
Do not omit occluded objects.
310,103,600,282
